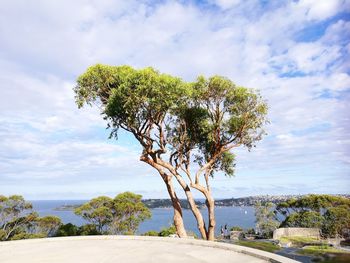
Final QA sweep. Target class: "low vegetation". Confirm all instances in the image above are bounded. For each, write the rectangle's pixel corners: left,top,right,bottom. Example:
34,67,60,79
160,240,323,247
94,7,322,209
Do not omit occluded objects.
254,195,350,239
142,225,177,237
275,194,350,238
299,245,349,255
235,240,281,253
298,245,350,263
279,236,324,247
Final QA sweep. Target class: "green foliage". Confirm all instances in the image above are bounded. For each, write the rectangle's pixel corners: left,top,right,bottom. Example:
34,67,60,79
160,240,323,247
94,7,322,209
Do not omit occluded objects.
0,195,37,241
75,64,189,138
282,211,324,228
0,229,6,240
10,233,46,241
55,223,79,237
74,64,268,180
36,216,62,237
255,202,279,238
323,205,350,237
75,192,151,235
298,245,350,255
236,240,281,253
110,192,151,235
78,224,100,235
158,225,177,237
75,65,268,238
275,195,350,238
74,196,113,233
279,236,323,247
142,230,159,236
230,226,243,231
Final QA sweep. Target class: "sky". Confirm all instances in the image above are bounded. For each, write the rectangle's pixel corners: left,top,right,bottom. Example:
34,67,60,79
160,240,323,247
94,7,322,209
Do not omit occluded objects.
0,0,349,200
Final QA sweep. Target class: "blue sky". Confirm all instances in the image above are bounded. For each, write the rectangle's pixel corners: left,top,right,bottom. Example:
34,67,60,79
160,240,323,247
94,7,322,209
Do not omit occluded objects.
0,0,349,200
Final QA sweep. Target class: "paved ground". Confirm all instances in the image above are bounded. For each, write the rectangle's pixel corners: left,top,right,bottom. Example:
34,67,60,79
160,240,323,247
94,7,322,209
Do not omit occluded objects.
0,236,299,263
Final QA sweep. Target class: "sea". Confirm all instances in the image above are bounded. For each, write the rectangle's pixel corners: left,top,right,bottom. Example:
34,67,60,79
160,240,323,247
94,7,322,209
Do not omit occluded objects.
31,200,255,236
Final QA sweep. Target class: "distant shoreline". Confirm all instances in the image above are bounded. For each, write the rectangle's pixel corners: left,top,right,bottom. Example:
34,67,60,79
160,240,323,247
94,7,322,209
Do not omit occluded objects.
53,194,350,211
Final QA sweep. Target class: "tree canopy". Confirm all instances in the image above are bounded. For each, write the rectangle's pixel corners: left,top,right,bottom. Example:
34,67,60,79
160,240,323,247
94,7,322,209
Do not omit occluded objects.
0,195,62,240
275,194,350,238
74,192,151,235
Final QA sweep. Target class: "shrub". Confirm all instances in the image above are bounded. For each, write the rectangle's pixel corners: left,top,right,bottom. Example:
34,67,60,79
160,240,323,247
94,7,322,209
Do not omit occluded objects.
159,225,177,237
142,230,159,236
230,226,243,231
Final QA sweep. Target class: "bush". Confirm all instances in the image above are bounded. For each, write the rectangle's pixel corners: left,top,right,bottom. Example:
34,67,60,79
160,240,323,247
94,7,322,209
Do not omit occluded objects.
55,223,79,237
142,230,159,236
159,225,177,237
78,224,100,235
230,226,243,231
10,233,46,240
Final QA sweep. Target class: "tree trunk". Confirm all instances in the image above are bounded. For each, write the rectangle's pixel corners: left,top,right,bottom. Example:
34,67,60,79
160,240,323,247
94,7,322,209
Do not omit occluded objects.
171,174,207,239
140,156,187,238
163,177,187,238
182,186,207,239
206,194,216,241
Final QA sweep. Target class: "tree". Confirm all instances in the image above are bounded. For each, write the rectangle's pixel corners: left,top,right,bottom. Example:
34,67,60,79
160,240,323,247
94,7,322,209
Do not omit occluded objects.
109,192,151,235
0,195,38,241
275,194,350,238
36,216,62,237
323,205,350,238
280,211,324,228
255,202,279,238
75,65,268,240
74,196,113,233
74,192,151,235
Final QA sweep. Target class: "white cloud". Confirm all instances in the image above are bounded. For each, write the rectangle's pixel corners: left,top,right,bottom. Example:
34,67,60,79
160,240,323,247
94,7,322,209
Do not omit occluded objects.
0,0,349,198
298,0,346,20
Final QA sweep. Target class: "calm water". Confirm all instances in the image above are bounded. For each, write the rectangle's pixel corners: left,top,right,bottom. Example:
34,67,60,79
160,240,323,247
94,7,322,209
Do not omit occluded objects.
31,200,255,235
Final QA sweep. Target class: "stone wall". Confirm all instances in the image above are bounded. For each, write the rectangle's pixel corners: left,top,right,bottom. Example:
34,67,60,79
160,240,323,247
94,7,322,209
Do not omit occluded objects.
273,227,321,240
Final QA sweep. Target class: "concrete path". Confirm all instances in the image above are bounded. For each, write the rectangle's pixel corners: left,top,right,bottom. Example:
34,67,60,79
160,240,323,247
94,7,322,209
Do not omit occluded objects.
0,236,299,263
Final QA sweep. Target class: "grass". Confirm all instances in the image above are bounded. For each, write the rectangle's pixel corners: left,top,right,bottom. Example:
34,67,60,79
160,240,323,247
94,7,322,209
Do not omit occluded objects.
298,245,350,263
279,236,323,247
317,254,350,263
235,240,281,253
298,245,350,255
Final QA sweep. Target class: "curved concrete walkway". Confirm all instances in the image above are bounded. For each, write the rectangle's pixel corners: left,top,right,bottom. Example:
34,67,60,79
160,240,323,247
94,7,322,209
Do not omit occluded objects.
0,236,299,263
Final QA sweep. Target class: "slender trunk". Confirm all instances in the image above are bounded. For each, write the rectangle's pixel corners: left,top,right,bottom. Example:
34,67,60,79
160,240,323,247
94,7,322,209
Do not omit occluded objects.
206,194,216,241
154,158,208,239
140,156,187,238
163,177,187,238
178,184,207,239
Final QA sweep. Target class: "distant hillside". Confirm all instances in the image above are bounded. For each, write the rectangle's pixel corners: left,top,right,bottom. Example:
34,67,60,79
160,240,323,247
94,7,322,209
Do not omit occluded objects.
54,194,350,210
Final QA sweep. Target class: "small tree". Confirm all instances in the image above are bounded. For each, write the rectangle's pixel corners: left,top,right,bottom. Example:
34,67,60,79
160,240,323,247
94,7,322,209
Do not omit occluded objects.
75,65,268,240
75,192,150,235
255,202,279,238
74,196,113,233
0,195,38,240
110,192,151,235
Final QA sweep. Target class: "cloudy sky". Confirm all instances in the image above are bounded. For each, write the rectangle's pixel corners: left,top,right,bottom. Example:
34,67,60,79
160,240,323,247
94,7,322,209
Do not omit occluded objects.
0,0,349,200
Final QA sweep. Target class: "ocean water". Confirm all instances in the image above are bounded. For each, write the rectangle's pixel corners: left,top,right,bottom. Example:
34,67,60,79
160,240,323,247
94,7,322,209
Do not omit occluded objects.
31,200,255,236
